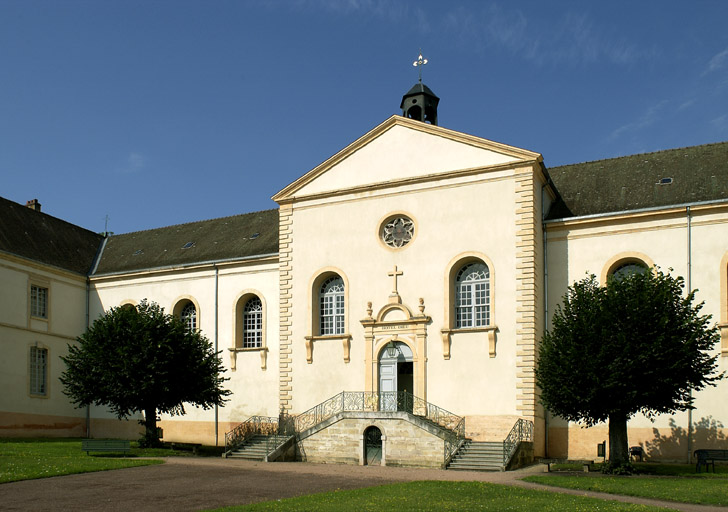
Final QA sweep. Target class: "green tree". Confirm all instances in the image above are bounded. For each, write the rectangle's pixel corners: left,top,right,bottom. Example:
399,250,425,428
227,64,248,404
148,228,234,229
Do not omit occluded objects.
61,300,230,446
536,269,722,470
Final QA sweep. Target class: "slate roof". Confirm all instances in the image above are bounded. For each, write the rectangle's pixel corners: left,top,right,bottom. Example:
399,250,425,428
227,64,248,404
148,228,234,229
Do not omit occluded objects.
0,196,104,275
546,141,728,220
93,209,279,275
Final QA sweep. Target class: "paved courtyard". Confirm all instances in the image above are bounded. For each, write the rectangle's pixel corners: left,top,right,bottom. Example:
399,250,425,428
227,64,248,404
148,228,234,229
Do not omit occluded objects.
2,458,726,512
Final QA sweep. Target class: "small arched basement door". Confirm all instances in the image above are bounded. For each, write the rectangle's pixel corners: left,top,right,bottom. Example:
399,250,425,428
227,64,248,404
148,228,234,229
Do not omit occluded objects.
364,426,382,465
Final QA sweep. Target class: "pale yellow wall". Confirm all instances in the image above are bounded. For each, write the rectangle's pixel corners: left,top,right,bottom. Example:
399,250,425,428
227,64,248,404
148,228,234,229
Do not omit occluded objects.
0,256,90,435
295,123,520,197
545,205,728,460
90,259,280,443
287,165,524,431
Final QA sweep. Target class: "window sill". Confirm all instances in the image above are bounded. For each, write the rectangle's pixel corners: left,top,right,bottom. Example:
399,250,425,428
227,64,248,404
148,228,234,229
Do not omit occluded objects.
228,346,267,371
440,325,498,359
304,333,352,364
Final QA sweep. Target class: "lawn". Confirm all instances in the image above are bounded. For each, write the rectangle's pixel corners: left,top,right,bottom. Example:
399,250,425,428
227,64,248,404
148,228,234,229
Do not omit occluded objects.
211,480,678,512
0,438,166,483
524,463,728,506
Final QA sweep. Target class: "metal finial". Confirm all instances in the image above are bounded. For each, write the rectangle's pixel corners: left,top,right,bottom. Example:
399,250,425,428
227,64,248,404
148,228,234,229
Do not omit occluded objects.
412,50,428,82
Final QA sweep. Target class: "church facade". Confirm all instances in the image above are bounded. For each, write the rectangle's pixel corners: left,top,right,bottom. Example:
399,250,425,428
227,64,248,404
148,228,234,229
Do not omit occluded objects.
2,84,727,466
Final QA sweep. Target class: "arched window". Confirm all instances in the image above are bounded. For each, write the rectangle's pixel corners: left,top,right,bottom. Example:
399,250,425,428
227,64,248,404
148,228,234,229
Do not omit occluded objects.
242,297,263,348
180,301,197,331
320,276,345,335
611,261,648,281
455,262,490,328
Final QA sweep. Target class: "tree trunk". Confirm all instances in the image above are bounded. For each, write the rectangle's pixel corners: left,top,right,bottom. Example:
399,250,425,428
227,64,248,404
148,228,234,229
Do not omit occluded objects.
144,405,159,447
608,413,629,464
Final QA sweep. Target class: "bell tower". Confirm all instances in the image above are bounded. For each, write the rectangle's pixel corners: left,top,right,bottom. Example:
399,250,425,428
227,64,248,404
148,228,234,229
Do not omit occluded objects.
400,51,439,125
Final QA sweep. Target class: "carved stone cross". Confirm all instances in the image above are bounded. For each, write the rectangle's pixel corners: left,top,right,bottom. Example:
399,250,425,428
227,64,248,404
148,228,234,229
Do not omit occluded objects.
388,265,403,295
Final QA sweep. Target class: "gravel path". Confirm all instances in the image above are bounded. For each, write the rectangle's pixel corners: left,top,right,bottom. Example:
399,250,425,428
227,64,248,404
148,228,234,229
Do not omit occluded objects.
2,458,725,512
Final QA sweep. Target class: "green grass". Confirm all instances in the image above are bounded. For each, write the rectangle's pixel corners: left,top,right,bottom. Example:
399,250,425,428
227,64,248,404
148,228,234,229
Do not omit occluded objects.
524,463,728,506
211,481,677,512
0,438,164,483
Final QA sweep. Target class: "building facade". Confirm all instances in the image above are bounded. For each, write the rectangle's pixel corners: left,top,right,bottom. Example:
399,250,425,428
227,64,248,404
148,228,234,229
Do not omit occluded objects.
2,85,727,465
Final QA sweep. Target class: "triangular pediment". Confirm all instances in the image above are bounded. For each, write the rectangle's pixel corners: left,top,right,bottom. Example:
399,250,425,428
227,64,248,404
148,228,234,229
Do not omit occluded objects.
273,116,542,203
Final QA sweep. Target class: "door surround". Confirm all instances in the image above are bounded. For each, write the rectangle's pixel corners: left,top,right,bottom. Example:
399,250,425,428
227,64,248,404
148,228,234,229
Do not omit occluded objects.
361,299,430,401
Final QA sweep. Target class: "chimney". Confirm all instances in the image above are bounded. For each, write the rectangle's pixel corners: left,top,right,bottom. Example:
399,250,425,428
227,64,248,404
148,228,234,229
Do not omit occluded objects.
25,199,41,212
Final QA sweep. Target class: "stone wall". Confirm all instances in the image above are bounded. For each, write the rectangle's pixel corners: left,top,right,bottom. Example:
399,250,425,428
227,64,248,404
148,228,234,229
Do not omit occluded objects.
296,412,446,468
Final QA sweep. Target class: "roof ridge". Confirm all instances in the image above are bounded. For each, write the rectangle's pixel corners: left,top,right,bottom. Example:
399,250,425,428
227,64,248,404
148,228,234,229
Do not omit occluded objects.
0,196,103,239
550,140,728,170
113,207,279,236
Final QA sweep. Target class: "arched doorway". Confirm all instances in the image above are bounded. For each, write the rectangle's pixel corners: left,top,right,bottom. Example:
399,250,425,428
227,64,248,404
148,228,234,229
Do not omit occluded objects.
378,340,413,411
364,426,382,465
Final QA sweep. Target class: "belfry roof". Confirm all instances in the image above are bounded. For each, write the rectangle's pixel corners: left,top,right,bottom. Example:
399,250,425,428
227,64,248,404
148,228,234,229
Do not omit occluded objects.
546,141,728,220
93,209,279,275
0,196,103,275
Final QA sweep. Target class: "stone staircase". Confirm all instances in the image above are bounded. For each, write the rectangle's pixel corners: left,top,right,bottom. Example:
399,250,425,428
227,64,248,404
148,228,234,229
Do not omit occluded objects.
226,434,270,460
447,440,504,471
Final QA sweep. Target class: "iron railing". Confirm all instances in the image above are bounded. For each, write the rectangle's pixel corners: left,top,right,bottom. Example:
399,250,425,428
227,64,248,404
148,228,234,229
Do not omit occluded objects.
225,391,467,465
224,415,278,455
264,413,296,458
294,391,465,465
443,416,466,465
502,418,534,466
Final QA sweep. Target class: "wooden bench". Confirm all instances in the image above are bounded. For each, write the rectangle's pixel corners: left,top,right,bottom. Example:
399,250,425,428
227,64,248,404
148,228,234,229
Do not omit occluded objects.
170,442,202,455
82,439,131,456
540,458,593,472
694,449,728,473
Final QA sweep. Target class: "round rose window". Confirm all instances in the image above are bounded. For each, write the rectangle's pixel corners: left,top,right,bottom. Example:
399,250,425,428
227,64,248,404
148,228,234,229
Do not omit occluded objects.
381,216,414,248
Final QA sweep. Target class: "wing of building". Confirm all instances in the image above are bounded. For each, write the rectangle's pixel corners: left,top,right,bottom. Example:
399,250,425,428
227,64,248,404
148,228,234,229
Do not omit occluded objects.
2,83,727,467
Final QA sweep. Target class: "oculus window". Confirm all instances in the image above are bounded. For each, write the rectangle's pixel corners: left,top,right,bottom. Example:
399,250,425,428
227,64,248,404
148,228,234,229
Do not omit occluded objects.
381,216,414,249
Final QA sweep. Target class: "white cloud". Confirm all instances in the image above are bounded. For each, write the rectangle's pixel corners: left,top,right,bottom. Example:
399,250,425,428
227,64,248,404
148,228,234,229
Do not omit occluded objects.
116,152,147,175
704,48,728,75
442,4,652,68
609,100,668,141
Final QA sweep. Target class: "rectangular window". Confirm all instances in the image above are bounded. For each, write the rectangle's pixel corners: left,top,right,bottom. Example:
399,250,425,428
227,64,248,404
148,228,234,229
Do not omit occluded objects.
30,285,48,318
30,346,48,396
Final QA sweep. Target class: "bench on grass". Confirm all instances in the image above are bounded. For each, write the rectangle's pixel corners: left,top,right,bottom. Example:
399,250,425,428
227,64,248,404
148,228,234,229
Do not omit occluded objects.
82,439,131,456
540,458,593,472
694,449,728,473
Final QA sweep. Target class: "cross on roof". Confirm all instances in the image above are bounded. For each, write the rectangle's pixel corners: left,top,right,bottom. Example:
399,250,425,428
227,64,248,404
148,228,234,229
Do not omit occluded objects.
412,50,428,82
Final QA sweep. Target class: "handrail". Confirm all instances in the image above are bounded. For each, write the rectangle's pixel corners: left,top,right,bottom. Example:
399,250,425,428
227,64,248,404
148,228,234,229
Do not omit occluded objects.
225,391,467,465
502,418,534,466
294,391,465,465
224,415,278,455
265,413,296,458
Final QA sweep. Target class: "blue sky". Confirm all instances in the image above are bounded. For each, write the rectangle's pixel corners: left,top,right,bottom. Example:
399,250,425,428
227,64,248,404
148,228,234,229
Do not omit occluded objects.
2,0,727,234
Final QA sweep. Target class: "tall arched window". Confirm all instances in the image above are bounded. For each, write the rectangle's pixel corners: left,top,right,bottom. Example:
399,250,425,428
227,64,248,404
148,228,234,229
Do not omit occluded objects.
455,262,490,328
320,276,345,335
180,301,197,331
242,296,263,348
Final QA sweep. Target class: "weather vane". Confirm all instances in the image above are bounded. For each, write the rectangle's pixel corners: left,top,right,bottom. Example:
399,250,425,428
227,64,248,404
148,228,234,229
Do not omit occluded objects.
412,50,428,83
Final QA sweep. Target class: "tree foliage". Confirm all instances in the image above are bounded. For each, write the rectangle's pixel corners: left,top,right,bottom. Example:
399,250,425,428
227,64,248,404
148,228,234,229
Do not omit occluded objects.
536,268,722,468
61,300,230,446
